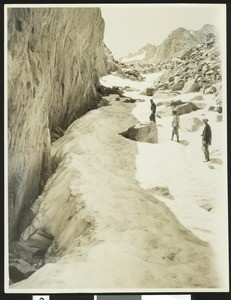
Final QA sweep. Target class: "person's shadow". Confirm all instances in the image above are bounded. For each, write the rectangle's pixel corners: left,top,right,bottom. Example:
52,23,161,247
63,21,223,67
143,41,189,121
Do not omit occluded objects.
210,157,223,165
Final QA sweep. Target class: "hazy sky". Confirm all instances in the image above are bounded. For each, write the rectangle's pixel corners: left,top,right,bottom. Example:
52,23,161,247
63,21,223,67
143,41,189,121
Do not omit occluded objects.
101,4,226,59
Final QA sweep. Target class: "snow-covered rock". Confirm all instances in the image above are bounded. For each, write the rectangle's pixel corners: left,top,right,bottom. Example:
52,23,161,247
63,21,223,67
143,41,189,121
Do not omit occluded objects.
121,122,158,144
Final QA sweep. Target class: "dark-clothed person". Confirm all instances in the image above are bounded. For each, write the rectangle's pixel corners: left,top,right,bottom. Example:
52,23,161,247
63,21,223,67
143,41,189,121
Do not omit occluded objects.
202,118,212,162
149,99,156,123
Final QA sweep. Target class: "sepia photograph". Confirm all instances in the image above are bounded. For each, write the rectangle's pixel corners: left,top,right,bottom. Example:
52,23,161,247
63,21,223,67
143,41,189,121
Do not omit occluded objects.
4,3,228,293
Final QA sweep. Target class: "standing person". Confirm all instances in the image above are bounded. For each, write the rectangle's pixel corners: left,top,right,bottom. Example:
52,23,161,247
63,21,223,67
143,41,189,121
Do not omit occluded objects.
201,118,212,162
149,99,156,123
171,110,180,142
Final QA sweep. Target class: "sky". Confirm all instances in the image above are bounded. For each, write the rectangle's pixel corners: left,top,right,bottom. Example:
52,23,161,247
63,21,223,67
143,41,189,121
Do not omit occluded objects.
101,4,226,59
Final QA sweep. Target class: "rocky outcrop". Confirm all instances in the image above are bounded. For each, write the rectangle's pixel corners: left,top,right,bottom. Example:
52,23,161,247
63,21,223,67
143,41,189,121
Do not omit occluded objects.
175,102,199,115
121,122,158,143
8,8,109,241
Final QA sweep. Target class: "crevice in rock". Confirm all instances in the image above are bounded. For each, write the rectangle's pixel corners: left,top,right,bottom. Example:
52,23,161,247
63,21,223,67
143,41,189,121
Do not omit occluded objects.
61,83,65,99
15,18,22,32
50,125,65,143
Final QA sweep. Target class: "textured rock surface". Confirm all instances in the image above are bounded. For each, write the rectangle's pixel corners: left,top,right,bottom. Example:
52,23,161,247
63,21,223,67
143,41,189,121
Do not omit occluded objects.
175,102,199,115
8,8,108,241
9,258,37,283
155,27,199,62
121,122,158,144
152,34,221,96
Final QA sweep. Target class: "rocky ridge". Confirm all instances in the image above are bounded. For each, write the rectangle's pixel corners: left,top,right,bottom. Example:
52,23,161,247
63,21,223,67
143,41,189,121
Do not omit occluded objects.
122,24,216,63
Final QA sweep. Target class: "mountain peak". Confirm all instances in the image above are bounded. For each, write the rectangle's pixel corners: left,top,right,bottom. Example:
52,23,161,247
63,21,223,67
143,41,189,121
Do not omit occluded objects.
120,23,216,63
200,23,215,30
170,27,188,35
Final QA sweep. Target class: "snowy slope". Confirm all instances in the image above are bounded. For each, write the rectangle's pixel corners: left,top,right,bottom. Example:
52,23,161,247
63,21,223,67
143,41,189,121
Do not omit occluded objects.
9,73,228,292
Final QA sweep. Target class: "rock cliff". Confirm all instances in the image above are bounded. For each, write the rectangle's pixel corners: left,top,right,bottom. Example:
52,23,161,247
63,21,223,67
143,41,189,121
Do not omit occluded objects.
8,7,108,241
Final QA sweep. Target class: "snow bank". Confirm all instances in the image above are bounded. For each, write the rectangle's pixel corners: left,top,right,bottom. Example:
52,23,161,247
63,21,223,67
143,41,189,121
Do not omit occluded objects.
9,73,227,292
102,71,228,289
100,72,163,91
131,82,228,289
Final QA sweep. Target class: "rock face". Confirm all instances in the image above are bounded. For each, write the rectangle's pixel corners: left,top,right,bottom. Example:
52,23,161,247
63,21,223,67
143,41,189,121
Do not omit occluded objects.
121,122,158,143
8,8,109,241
